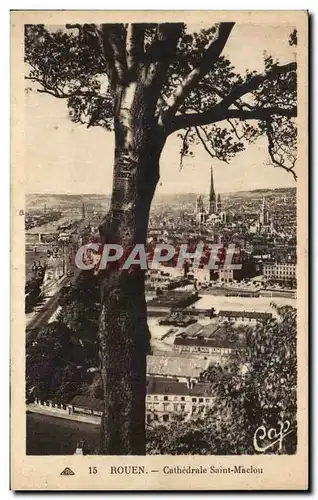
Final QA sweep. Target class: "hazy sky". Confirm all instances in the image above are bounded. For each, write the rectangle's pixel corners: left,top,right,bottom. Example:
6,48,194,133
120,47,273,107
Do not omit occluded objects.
25,23,297,196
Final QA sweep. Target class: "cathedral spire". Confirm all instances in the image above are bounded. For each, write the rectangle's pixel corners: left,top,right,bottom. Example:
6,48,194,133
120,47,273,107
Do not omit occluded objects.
209,166,216,214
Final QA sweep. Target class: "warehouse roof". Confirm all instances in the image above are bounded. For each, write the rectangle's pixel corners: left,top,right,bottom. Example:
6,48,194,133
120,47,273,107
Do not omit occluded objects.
146,378,212,397
147,355,209,378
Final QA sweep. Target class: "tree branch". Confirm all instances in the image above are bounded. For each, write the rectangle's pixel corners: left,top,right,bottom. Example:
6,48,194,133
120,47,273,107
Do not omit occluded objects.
195,126,220,161
227,119,244,140
162,22,235,125
100,24,128,85
218,62,297,110
265,119,297,181
179,128,191,168
25,76,109,101
169,105,297,132
145,23,183,114
66,23,117,88
126,24,145,77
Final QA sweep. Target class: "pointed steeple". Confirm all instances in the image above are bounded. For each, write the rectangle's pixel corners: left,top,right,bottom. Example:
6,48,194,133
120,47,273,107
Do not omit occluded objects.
209,166,216,214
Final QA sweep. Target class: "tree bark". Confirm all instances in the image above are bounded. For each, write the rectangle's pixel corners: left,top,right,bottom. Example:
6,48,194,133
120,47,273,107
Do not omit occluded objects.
98,85,164,454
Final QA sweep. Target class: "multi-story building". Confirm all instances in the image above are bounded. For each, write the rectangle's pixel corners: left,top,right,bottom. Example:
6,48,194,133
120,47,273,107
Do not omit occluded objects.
218,310,272,325
146,378,214,424
217,266,236,283
263,262,297,282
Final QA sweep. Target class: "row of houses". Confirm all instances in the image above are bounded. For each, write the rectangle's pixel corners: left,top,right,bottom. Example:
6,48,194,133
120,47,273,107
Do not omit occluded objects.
218,310,272,325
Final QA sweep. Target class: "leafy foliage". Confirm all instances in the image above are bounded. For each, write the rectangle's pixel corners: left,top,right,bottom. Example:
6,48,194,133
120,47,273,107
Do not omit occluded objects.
147,305,297,455
25,22,297,177
26,322,83,403
26,272,101,403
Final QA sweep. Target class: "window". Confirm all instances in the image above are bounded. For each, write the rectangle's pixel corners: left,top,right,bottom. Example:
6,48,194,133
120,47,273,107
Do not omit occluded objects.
146,414,151,423
163,396,168,401
163,403,169,411
181,397,185,401
180,405,185,412
154,396,158,401
199,398,203,403
192,398,197,402
163,414,169,422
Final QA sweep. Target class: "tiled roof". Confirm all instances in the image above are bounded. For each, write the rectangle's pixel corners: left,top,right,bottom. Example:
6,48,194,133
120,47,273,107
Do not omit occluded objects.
182,322,204,336
147,355,209,378
200,323,221,338
146,378,212,397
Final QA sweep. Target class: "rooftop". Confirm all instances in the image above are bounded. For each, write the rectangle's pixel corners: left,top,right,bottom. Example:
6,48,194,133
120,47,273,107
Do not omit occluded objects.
146,378,212,397
174,336,245,349
147,354,209,378
218,310,272,320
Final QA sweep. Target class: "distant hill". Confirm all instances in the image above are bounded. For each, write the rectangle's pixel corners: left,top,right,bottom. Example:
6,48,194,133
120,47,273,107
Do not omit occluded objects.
26,187,295,211
223,187,296,200
26,193,110,211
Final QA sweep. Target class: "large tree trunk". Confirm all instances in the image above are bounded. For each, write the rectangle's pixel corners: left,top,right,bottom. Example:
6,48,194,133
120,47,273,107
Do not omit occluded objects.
98,84,165,454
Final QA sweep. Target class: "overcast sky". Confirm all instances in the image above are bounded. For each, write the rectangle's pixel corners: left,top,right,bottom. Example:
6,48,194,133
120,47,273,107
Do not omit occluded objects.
25,22,297,196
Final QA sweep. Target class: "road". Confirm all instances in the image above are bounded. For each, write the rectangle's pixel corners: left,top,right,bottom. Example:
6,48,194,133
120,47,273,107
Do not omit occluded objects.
26,269,81,333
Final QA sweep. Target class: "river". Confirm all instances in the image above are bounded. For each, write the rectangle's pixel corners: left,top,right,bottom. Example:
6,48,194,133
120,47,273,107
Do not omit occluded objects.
26,412,100,455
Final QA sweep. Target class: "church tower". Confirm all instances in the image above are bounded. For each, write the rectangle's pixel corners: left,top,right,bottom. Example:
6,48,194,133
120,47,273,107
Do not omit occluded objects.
209,166,216,214
217,193,222,214
259,197,269,225
196,195,206,223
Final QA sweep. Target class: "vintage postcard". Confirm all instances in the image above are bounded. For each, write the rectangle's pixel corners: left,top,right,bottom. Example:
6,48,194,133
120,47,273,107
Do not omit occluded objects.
11,10,308,490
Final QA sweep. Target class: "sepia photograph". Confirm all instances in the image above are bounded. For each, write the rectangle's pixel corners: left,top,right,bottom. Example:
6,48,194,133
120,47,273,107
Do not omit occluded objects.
11,10,308,490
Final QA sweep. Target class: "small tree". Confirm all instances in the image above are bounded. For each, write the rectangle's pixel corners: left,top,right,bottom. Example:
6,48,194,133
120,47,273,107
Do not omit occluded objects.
25,22,297,454
204,305,297,454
